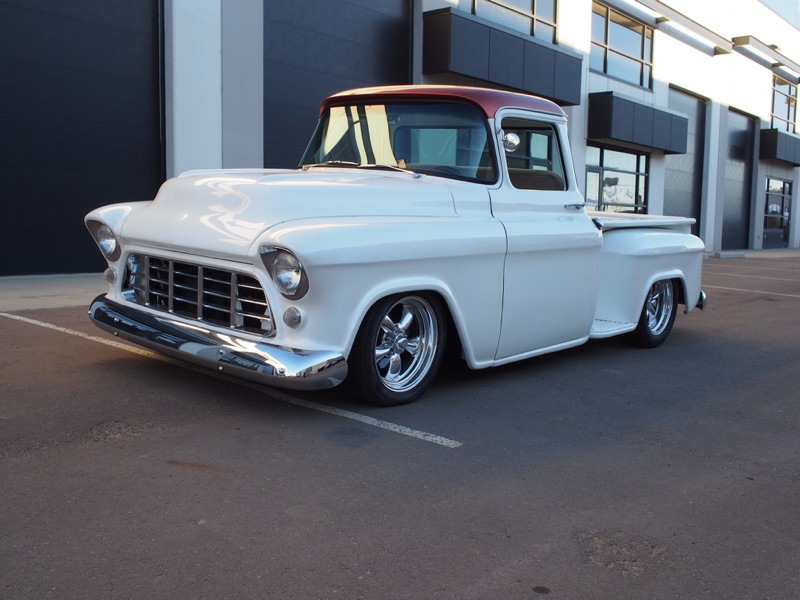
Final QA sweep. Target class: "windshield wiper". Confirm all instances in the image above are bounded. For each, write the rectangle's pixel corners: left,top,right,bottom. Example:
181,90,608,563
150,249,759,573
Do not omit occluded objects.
357,163,419,176
301,160,361,170
301,162,420,177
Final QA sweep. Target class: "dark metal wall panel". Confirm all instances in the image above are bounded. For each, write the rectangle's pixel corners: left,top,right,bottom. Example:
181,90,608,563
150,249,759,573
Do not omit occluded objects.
652,110,672,149
664,88,705,233
448,13,490,79
722,110,755,250
423,8,582,106
264,0,411,168
670,115,688,152
0,0,163,275
489,29,524,89
588,91,688,154
760,128,800,166
523,43,555,99
633,104,654,148
552,51,582,106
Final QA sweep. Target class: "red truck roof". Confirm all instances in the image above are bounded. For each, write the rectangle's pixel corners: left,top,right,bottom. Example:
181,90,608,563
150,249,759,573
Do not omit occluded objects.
321,85,565,119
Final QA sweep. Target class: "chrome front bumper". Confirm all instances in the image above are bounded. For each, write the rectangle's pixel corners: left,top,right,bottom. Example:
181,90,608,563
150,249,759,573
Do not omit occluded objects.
88,295,347,391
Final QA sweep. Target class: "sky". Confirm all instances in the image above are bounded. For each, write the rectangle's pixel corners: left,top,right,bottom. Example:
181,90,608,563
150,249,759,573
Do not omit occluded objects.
760,0,800,26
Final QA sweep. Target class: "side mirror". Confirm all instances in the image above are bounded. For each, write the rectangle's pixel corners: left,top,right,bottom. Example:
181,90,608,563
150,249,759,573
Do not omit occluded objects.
502,132,520,153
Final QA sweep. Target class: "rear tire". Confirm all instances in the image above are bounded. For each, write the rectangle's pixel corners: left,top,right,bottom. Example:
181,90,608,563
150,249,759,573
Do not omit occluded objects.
348,294,446,406
623,279,678,348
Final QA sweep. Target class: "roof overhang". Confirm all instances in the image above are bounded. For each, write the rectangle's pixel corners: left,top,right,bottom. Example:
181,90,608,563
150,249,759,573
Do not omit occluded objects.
732,36,800,84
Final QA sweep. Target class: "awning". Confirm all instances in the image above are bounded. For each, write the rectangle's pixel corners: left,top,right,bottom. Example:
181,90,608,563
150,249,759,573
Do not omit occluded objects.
588,91,688,154
423,8,582,106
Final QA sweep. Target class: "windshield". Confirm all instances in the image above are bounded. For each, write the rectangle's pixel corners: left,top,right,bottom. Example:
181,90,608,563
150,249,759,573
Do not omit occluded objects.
299,101,497,184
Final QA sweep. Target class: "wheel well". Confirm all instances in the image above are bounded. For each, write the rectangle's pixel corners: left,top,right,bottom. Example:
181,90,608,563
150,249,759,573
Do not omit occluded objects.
360,290,464,362
673,277,687,306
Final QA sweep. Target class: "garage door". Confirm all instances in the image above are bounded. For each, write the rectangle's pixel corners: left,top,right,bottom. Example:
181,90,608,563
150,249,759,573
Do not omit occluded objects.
722,110,755,250
664,88,705,235
263,0,411,168
0,0,163,275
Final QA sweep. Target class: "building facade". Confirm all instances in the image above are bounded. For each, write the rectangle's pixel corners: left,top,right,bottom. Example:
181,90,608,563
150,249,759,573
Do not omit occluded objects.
1,0,799,275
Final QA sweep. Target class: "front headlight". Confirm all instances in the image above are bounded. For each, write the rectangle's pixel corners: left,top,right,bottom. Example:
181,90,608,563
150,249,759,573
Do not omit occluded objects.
96,225,117,256
86,220,121,261
260,246,309,299
273,252,302,295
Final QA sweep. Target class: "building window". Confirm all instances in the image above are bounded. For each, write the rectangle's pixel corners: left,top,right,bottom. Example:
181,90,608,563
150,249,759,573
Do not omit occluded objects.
585,146,648,213
764,177,791,248
590,1,653,88
772,75,797,133
473,0,557,44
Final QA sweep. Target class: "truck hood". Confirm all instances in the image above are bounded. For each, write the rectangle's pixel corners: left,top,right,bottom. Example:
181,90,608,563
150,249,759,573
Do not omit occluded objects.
120,168,456,259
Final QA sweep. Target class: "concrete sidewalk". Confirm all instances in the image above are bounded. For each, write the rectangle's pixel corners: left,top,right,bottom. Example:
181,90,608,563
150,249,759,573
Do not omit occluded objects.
0,273,106,312
738,249,800,259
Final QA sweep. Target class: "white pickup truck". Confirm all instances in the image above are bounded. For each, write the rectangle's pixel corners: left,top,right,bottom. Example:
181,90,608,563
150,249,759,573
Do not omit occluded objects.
86,85,706,406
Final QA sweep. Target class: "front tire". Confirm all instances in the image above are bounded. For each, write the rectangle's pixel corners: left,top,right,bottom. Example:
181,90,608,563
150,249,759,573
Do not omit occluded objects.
623,279,678,348
348,294,446,406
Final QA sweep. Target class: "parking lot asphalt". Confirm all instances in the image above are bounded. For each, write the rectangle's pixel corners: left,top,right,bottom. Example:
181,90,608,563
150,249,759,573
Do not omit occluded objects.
2,252,800,599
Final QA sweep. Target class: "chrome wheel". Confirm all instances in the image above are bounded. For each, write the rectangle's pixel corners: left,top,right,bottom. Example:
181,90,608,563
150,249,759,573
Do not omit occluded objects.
645,280,674,336
374,296,439,393
623,279,678,348
349,293,446,406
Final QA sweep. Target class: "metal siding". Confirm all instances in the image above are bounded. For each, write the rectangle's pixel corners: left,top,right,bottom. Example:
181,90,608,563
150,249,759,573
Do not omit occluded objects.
523,42,556,99
588,92,689,154
633,103,654,148
610,97,635,142
552,50,582,106
450,12,491,80
760,129,800,166
664,88,705,234
0,0,163,275
722,110,755,250
489,28,525,90
263,0,411,168
422,8,582,106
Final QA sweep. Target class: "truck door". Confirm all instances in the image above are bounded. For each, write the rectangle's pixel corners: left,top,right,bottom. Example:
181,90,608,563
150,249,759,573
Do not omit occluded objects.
491,115,602,361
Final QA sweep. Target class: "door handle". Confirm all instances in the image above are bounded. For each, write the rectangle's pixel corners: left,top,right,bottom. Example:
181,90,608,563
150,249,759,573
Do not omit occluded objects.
564,202,586,209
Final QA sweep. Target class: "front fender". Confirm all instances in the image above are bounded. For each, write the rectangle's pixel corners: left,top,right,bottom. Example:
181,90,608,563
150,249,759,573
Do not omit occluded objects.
253,216,507,367
85,202,152,235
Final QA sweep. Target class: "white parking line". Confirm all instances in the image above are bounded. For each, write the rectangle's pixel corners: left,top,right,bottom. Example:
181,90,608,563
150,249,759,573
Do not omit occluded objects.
705,262,800,274
0,312,463,449
703,285,800,299
0,312,156,355
703,270,800,282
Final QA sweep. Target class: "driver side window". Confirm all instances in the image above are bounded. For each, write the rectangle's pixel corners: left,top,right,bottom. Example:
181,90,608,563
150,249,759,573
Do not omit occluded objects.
502,118,566,191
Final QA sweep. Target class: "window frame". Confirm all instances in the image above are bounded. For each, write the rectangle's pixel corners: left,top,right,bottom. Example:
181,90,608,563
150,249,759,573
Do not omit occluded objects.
590,1,654,89
764,176,792,248
585,144,649,213
771,74,797,134
472,0,558,44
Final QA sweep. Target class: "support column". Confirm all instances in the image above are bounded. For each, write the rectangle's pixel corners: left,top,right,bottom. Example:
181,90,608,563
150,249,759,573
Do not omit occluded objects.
700,102,723,252
791,167,800,248
222,0,264,168
164,0,223,178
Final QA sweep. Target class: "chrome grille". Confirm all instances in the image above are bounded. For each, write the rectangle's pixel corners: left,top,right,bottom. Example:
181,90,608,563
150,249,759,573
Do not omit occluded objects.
123,254,274,335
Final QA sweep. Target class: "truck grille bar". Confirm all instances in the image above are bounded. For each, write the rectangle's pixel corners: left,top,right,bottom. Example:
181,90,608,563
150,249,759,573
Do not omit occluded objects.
123,254,274,336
